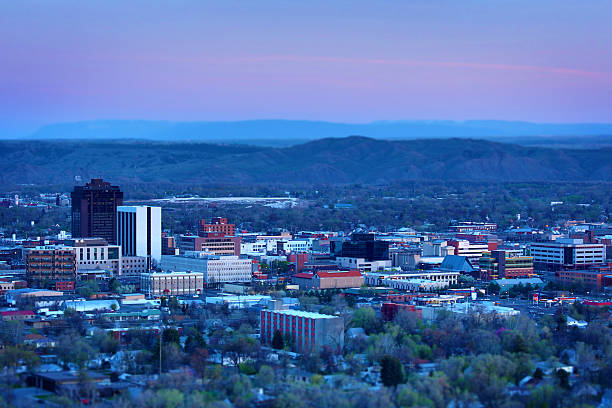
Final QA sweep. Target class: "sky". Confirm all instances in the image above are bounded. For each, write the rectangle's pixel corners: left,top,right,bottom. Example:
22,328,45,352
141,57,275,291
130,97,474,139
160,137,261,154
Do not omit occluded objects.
1,1,612,136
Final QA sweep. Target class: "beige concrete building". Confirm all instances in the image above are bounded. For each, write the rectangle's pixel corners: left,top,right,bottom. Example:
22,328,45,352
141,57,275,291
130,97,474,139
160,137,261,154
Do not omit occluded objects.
140,271,204,297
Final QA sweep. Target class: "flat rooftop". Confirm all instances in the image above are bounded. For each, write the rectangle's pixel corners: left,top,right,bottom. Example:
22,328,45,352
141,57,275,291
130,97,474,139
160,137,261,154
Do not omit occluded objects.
264,309,339,319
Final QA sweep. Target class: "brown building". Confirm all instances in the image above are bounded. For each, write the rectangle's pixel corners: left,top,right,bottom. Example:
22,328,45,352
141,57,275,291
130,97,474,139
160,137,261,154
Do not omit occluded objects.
71,178,123,244
556,263,612,291
293,270,364,290
162,234,177,255
198,217,236,236
178,233,241,256
26,248,77,288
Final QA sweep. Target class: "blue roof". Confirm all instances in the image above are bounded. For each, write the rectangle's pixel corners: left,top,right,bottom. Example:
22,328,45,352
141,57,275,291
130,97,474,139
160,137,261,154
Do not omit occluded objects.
440,255,476,272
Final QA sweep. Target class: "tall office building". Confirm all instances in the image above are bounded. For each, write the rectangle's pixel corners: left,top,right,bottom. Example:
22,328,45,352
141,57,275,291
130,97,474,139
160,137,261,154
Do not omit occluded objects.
117,206,162,268
71,179,123,244
336,233,389,262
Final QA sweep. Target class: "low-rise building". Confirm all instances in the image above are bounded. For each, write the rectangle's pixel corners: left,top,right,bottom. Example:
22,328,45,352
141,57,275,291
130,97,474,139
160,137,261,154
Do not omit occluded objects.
5,288,64,305
336,257,391,272
449,222,498,233
140,271,204,297
0,278,27,295
161,253,252,285
556,263,612,291
260,309,344,353
365,271,459,287
479,250,534,281
292,270,364,290
1,310,36,321
62,299,120,312
492,277,545,292
381,277,450,291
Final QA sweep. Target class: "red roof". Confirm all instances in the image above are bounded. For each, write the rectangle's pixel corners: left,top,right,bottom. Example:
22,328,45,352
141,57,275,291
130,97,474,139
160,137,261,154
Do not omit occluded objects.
1,310,35,316
316,270,362,278
294,273,314,279
25,334,46,340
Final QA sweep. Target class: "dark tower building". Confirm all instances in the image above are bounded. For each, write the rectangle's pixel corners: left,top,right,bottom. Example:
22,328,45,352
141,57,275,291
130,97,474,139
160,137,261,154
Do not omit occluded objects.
339,233,390,261
71,179,123,244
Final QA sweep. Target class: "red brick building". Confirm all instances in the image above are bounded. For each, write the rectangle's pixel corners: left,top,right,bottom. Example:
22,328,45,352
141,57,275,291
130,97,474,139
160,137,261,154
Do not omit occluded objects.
293,270,364,290
178,233,241,256
381,303,422,322
26,247,77,288
288,253,309,273
198,217,235,236
556,263,612,291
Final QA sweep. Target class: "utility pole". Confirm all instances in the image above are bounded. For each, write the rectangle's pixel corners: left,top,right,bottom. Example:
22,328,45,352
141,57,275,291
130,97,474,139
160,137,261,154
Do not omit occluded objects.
159,326,163,377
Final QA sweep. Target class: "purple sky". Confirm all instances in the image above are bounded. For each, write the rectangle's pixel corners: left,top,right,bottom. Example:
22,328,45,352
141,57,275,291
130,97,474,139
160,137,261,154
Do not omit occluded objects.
1,1,611,136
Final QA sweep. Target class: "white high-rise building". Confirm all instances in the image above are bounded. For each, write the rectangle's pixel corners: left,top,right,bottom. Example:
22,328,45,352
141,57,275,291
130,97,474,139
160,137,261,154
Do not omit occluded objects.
117,206,162,269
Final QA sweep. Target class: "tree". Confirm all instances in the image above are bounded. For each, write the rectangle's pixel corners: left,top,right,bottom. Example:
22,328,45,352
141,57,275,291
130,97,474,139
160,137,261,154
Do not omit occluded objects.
487,281,501,295
256,365,275,388
380,355,405,387
272,330,284,350
109,277,121,293
168,297,180,312
184,330,207,354
91,330,119,354
77,280,99,298
352,307,381,334
533,367,544,380
57,334,94,369
0,320,25,346
189,347,208,379
162,328,181,345
0,346,40,380
155,389,184,408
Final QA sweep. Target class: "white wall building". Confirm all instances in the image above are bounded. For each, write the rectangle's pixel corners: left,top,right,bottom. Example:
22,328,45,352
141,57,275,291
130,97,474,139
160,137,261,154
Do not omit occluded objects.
70,238,122,275
117,206,162,268
336,257,391,272
140,271,204,297
278,239,312,253
450,240,489,263
529,239,605,268
365,271,459,287
382,278,449,291
241,241,269,256
161,252,252,285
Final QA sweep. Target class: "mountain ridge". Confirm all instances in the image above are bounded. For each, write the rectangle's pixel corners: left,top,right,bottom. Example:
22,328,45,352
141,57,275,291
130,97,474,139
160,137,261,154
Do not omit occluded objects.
15,119,612,147
0,137,610,187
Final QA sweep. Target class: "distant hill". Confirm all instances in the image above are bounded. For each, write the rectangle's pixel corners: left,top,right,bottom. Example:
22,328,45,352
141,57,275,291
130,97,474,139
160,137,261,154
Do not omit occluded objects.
0,137,610,187
19,119,612,147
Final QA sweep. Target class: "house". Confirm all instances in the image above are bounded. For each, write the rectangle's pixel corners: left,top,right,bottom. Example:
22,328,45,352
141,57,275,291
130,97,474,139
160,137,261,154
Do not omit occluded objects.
24,333,57,348
1,310,35,321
